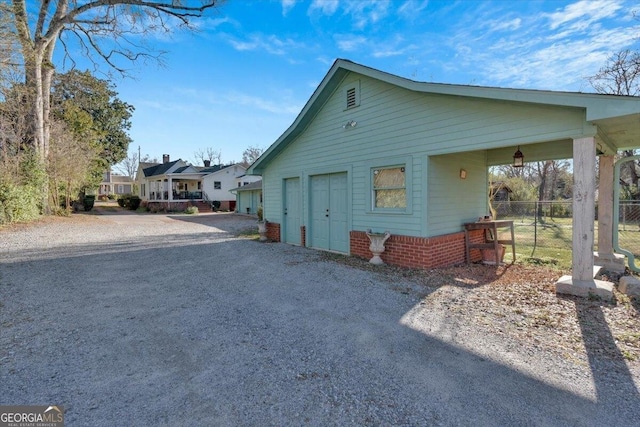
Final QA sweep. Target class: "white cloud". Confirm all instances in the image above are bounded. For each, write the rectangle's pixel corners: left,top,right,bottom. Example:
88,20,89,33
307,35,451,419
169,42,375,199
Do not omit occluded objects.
545,0,623,30
225,33,305,55
281,0,297,16
398,0,430,19
423,0,640,91
344,0,391,29
225,91,303,115
142,86,303,116
371,36,417,58
487,18,521,32
334,34,368,51
308,0,339,16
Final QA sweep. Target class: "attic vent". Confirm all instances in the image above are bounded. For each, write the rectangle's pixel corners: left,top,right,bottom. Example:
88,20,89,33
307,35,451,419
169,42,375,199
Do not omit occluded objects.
346,88,357,108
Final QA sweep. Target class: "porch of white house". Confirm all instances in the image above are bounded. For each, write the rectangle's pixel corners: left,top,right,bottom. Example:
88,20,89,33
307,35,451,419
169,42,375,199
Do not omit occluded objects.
147,177,205,202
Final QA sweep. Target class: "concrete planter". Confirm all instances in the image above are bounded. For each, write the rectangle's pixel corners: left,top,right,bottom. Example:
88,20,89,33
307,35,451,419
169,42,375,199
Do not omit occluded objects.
366,230,391,265
258,221,268,242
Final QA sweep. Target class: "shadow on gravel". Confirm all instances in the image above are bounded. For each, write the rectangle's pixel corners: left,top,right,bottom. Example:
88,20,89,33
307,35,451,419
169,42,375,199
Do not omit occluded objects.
1,237,639,425
167,212,256,234
0,232,235,263
560,294,640,403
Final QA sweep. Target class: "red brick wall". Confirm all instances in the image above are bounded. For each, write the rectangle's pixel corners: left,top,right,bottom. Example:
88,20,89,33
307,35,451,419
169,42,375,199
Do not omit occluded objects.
349,230,485,269
266,222,281,242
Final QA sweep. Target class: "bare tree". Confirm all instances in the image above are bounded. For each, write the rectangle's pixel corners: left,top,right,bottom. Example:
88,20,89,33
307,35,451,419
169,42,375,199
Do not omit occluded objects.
589,49,640,197
241,145,264,168
48,119,99,210
140,154,159,163
0,2,20,80
588,50,640,96
9,0,219,185
193,147,222,166
116,151,139,178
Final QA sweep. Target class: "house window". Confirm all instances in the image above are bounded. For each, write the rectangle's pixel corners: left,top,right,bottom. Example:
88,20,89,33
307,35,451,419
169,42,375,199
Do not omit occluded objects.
344,80,360,109
243,182,249,186
197,182,201,190
118,184,124,194
214,181,221,190
373,166,406,209
141,184,146,197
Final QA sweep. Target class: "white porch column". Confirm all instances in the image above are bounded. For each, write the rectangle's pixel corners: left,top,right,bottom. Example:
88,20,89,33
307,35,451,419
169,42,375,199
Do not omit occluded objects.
594,155,625,272
168,177,173,202
556,137,613,298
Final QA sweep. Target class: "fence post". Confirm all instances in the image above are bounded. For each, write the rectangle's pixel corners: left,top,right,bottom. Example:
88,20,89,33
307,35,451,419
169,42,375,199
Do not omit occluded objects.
533,200,538,254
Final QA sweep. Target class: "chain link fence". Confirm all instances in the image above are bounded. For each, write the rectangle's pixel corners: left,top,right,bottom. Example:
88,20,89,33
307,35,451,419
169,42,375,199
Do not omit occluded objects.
618,201,640,262
491,200,640,266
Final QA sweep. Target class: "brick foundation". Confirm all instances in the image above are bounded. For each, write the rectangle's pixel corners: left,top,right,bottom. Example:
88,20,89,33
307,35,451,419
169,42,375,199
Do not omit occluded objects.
266,222,281,242
350,230,485,269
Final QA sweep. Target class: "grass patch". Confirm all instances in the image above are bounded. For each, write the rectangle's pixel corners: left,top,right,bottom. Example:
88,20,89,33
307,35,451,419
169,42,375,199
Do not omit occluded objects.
236,226,259,239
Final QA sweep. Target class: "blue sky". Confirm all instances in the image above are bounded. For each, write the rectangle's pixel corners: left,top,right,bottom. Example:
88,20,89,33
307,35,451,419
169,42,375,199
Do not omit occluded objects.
76,0,640,168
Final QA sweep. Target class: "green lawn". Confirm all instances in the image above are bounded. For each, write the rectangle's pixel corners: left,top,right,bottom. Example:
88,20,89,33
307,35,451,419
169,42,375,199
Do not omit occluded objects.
495,215,640,270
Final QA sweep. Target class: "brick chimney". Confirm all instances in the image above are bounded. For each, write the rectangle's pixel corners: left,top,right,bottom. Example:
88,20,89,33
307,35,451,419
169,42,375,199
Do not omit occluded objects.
204,160,211,167
163,154,170,163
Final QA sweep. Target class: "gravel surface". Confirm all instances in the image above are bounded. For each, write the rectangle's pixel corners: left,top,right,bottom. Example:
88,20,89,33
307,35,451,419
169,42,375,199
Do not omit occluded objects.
1,209,639,426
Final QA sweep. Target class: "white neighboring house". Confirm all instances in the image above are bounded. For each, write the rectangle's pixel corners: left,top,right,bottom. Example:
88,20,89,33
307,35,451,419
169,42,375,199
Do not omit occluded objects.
135,154,260,211
202,165,260,211
99,171,133,197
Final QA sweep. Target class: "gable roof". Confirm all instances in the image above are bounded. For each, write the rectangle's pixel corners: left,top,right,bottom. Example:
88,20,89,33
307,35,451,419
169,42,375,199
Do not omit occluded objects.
111,175,133,183
235,180,262,191
142,160,182,177
200,163,245,175
248,58,640,175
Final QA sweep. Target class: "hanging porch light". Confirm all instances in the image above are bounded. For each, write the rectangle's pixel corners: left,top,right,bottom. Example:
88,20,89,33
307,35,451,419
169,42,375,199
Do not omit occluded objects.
513,146,524,168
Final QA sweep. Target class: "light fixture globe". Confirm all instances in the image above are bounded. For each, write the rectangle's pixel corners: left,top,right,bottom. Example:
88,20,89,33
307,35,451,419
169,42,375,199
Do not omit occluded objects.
513,146,524,168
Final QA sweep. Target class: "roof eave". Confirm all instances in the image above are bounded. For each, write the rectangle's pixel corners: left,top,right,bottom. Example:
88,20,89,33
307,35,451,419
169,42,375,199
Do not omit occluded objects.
247,59,640,174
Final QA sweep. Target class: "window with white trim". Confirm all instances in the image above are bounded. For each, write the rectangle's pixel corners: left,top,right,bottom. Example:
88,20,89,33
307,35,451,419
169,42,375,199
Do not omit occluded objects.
214,181,222,190
372,166,406,209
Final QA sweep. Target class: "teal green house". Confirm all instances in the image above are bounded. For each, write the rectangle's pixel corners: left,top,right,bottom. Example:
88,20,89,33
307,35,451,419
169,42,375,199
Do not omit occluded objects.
248,59,640,298
231,180,262,215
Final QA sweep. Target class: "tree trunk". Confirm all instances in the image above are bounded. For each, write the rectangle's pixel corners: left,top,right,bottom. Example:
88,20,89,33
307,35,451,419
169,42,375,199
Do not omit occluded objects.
537,161,551,219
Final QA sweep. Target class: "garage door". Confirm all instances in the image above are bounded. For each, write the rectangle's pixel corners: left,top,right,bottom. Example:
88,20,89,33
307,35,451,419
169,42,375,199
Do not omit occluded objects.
310,173,348,253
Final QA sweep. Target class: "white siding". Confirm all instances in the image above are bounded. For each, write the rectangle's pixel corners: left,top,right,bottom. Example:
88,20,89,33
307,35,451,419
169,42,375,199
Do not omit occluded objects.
202,166,245,202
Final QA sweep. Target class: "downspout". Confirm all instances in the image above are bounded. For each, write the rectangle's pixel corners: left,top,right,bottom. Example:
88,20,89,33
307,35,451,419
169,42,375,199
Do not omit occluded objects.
613,155,640,273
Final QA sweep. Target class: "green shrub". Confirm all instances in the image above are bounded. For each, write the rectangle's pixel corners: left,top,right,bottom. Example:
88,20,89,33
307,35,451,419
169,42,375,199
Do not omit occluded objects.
0,181,41,225
185,205,199,215
52,206,71,216
107,193,116,200
117,194,140,209
83,195,95,211
127,196,141,210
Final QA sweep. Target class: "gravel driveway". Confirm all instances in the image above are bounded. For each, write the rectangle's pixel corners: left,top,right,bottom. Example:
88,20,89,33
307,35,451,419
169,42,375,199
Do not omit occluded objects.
1,210,639,426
